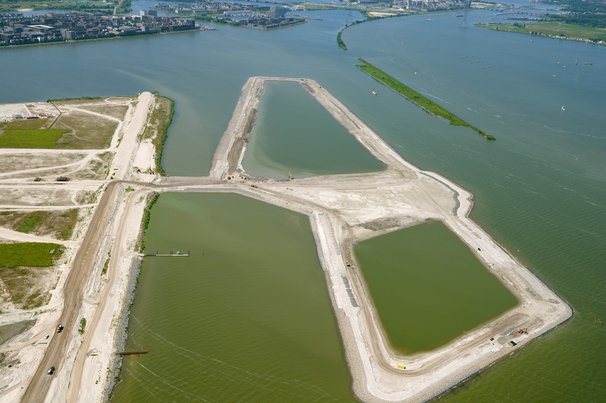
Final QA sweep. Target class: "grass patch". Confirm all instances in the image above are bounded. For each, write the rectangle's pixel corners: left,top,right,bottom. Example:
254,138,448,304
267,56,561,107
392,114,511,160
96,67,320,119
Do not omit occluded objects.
142,95,174,176
101,253,110,276
47,96,104,105
0,209,79,240
478,22,606,43
57,210,79,239
0,128,69,148
357,58,496,141
0,266,51,309
82,104,129,120
16,212,45,233
75,190,97,205
3,118,50,130
0,243,64,268
54,111,117,149
78,318,87,335
0,243,63,309
76,152,113,180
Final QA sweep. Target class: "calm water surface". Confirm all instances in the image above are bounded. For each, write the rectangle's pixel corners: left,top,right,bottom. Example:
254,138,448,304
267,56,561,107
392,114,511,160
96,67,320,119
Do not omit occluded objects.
110,193,355,402
346,13,606,402
242,81,384,178
355,221,517,355
1,2,605,399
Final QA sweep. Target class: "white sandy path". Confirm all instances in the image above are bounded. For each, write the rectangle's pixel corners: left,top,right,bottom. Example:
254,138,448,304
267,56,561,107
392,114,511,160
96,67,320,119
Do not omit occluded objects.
111,92,154,180
0,227,76,246
0,181,104,189
0,204,96,211
133,140,154,173
209,77,261,179
63,107,122,123
0,153,98,178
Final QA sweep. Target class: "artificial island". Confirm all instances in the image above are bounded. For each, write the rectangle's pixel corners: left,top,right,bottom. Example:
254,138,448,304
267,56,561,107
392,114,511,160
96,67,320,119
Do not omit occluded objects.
0,78,571,402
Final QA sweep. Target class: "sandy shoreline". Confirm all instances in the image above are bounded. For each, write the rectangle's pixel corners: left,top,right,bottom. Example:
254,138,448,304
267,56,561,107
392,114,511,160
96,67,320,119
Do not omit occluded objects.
0,78,572,402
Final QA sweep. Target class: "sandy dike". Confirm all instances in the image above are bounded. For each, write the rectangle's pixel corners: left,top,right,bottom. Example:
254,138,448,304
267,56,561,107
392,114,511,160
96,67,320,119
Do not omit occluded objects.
3,79,572,403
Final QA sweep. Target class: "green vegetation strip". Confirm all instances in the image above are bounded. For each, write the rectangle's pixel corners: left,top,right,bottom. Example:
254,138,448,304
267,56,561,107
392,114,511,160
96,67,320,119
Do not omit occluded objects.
477,22,606,43
0,128,69,148
336,29,347,50
47,96,103,104
356,58,496,141
0,243,64,268
142,95,174,175
139,193,160,252
336,18,369,51
154,96,174,176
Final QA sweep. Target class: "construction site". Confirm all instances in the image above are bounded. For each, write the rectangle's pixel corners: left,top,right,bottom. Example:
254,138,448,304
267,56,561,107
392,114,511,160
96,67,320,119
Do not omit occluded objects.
0,77,572,402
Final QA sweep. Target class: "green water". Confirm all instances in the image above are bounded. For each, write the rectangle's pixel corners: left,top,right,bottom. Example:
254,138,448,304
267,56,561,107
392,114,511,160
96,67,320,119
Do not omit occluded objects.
354,221,518,355
110,193,355,402
242,81,384,179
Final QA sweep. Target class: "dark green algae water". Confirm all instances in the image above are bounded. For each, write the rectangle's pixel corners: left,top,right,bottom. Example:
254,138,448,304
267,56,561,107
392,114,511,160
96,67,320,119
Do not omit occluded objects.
110,193,356,402
355,221,518,355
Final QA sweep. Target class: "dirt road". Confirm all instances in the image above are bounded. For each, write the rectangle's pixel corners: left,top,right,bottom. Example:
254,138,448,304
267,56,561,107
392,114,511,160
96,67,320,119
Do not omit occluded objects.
20,182,119,403
66,186,142,402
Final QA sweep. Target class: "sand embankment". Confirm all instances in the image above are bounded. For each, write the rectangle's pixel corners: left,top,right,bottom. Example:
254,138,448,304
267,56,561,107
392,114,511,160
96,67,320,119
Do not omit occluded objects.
5,79,571,403
200,76,572,402
0,93,156,403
